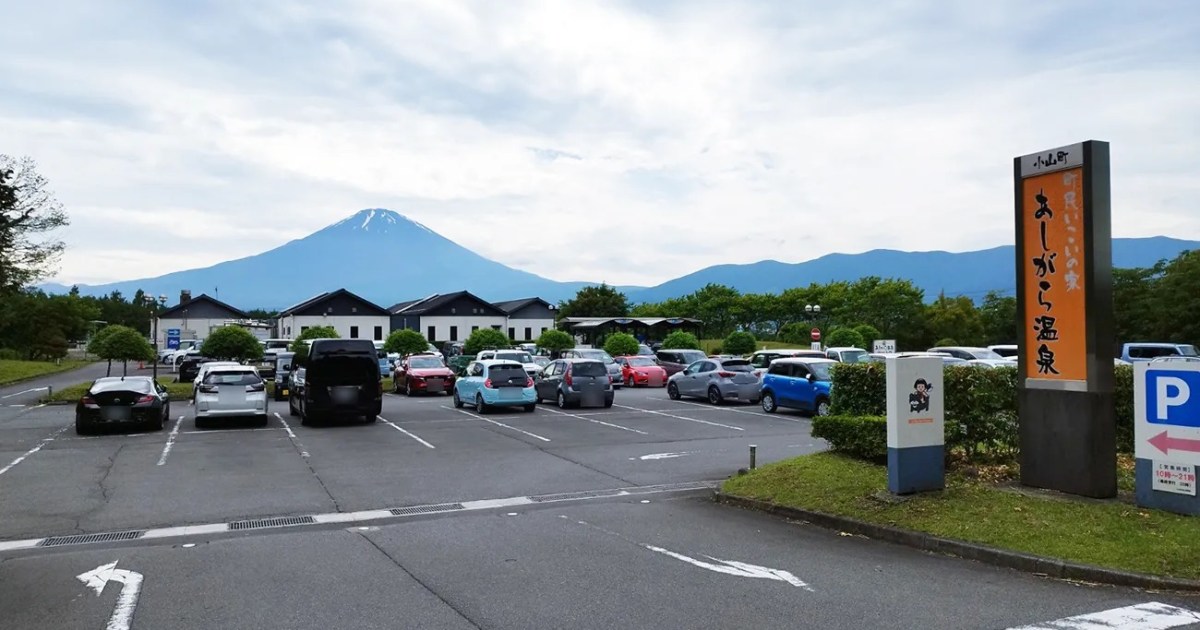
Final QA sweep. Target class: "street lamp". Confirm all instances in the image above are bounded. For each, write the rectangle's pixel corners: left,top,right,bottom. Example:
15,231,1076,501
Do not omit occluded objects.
805,304,822,346
144,294,168,383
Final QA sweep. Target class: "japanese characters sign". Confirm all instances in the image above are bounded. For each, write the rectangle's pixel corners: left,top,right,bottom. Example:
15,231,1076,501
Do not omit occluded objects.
1152,461,1197,496
1020,166,1087,385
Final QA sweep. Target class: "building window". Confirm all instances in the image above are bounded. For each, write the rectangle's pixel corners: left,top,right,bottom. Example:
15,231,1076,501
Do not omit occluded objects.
428,326,436,342
350,326,359,339
508,327,515,339
525,327,532,340
450,326,458,341
492,325,501,331
301,326,310,333
286,326,291,336
472,325,479,332
374,326,383,341
540,327,547,335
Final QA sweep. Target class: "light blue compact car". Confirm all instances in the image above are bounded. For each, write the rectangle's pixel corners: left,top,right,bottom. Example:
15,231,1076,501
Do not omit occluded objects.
453,359,537,413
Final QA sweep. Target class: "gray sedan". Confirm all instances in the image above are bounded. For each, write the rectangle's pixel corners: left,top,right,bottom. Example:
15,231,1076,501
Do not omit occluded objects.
667,358,760,405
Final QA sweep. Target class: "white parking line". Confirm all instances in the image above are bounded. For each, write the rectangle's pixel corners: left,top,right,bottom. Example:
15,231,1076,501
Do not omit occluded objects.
181,428,282,435
444,406,551,442
539,406,649,435
612,404,744,431
0,387,44,399
670,399,804,421
1007,602,1200,629
273,412,310,458
0,425,69,477
377,416,435,449
156,416,185,466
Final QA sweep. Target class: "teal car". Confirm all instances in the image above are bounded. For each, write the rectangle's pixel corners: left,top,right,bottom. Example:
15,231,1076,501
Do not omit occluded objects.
453,359,537,413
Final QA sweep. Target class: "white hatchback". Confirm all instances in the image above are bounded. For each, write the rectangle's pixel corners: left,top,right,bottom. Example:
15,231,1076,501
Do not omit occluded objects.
194,366,269,427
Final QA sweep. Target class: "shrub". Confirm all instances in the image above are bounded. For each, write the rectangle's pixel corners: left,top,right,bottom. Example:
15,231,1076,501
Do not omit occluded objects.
536,329,574,353
828,362,886,416
661,330,701,350
723,331,756,356
825,328,865,349
463,328,511,356
603,332,640,357
778,322,809,345
1115,364,1134,452
854,324,881,351
384,329,429,356
289,325,339,364
201,326,264,362
812,415,887,461
934,337,958,347
0,348,20,360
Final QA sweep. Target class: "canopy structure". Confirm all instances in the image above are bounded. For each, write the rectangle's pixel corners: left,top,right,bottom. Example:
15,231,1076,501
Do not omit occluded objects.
558,317,703,345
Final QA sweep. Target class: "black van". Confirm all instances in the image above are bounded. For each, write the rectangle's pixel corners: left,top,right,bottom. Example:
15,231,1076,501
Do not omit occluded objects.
290,339,382,425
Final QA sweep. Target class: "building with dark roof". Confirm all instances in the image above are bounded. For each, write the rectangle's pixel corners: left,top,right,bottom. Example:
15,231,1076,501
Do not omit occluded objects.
154,292,250,348
276,288,390,341
389,291,507,343
493,297,557,342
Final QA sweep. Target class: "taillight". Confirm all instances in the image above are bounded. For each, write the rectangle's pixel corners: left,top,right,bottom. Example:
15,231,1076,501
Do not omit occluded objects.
81,396,97,406
484,378,495,389
136,394,156,404
245,383,265,393
526,377,534,387
199,384,218,394
564,372,573,387
717,371,735,378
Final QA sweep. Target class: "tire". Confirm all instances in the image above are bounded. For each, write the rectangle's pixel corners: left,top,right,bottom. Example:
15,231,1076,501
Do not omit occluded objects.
625,375,634,388
604,398,613,409
406,381,414,396
707,387,723,406
667,382,680,400
557,391,568,409
524,404,536,413
761,392,778,413
475,394,487,414
74,416,91,436
453,389,464,408
815,397,831,417
393,378,401,394
288,398,298,417
364,413,377,423
195,416,207,430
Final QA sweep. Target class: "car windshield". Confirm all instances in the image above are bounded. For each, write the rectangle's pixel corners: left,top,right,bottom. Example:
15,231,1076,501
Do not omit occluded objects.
721,360,753,372
496,352,533,364
1180,345,1199,356
627,357,656,367
679,351,707,364
579,350,614,363
810,363,834,381
532,356,550,367
839,350,869,363
204,371,261,385
409,357,443,369
571,362,608,377
970,348,1004,359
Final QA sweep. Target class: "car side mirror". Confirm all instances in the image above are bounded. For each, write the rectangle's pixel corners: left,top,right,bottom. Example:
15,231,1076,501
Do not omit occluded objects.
807,373,816,382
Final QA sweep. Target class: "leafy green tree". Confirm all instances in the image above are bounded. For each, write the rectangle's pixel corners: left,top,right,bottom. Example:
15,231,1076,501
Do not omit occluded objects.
289,325,339,363
979,291,1017,345
87,325,120,375
557,283,630,318
778,322,810,345
924,293,985,348
602,332,640,357
384,329,430,356
828,277,927,349
934,337,959,347
244,308,279,321
94,325,153,376
661,330,701,350
853,324,881,351
687,284,742,338
723,331,757,355
1113,264,1161,346
825,328,866,349
463,328,511,356
1151,250,1200,344
201,326,264,362
0,155,69,294
536,329,575,354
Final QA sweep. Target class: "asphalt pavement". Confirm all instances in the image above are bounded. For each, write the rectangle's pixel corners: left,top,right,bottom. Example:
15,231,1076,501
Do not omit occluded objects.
1,371,1198,629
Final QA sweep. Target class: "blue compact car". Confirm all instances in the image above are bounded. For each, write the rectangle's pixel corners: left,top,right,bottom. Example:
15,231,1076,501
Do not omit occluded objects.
759,358,836,416
453,359,537,413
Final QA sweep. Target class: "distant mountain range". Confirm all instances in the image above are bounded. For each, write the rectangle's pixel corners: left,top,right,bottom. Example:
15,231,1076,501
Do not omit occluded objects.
42,209,1197,309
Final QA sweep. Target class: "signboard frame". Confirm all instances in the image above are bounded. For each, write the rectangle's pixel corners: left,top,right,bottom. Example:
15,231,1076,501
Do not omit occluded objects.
1134,361,1200,513
886,356,945,494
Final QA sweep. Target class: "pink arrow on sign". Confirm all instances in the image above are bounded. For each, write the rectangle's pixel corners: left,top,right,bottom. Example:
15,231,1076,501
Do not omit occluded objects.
1148,430,1200,456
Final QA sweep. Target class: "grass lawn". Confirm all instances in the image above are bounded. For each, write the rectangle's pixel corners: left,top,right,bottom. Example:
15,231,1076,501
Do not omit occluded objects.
722,452,1200,581
41,377,195,404
700,339,798,354
0,359,93,386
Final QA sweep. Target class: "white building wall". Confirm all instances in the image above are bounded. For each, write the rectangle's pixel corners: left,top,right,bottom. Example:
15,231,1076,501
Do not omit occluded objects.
505,318,555,341
154,317,230,346
420,315,507,342
285,315,390,341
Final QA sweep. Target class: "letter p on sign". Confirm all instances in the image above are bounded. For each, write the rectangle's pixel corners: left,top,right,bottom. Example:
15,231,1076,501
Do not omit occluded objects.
1157,376,1190,421
1146,369,1200,428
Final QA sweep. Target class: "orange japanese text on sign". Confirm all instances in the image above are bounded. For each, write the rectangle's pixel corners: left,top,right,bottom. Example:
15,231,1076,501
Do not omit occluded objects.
1022,167,1087,383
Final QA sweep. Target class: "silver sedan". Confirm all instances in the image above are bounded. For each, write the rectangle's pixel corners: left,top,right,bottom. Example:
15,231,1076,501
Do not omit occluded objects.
667,358,760,405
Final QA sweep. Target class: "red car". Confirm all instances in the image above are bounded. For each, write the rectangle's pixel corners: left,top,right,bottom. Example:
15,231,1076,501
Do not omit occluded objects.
616,355,668,388
393,354,456,396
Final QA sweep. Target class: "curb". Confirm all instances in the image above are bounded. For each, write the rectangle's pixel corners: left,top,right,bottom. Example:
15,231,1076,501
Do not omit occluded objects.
713,492,1200,593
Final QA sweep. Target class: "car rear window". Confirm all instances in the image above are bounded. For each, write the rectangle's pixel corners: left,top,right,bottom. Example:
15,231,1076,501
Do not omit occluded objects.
488,366,528,384
91,379,153,394
721,360,753,372
571,362,607,377
204,371,262,385
627,357,656,367
679,351,707,364
496,352,533,364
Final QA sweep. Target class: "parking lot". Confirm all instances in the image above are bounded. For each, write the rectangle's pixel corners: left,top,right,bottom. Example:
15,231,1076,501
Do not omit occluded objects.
2,372,1197,629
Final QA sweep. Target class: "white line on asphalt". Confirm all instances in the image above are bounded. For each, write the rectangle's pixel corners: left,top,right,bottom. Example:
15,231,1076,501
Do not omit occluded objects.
1007,602,1200,630
670,399,803,421
612,404,744,431
8,404,25,408
0,387,44,399
539,406,649,435
273,412,310,458
444,406,551,442
461,496,534,509
377,416,435,449
155,416,184,466
0,425,69,477
181,428,282,435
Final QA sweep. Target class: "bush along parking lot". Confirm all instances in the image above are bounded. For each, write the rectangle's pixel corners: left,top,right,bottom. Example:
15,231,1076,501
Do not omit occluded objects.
0,359,92,386
40,378,195,404
719,361,1200,584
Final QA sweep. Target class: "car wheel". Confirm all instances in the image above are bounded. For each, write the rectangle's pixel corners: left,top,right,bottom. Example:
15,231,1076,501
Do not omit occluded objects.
475,394,487,414
392,378,401,394
406,381,414,396
453,389,464,408
707,386,723,406
557,391,568,409
256,414,269,427
74,416,91,436
604,398,613,409
524,403,536,413
625,375,634,388
816,397,831,417
364,413,377,423
667,382,680,400
761,392,778,413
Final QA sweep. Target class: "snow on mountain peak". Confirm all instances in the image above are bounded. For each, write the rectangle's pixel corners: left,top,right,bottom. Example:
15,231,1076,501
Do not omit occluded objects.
329,208,439,237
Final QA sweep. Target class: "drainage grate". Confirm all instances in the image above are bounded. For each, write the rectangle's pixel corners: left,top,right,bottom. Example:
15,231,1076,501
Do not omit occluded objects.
228,516,316,531
39,530,145,547
389,503,465,516
529,488,626,503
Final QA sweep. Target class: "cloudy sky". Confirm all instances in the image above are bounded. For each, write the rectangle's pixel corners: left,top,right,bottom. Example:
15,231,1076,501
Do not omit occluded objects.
3,0,1198,287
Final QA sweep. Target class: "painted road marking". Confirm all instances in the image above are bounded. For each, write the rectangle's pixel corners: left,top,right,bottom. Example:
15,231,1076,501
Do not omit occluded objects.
1008,602,1200,629
377,415,435,449
155,416,184,466
612,404,744,431
670,399,804,421
77,561,143,630
273,412,310,458
0,387,45,399
539,406,649,435
444,406,551,442
0,425,69,477
630,451,695,461
0,481,719,551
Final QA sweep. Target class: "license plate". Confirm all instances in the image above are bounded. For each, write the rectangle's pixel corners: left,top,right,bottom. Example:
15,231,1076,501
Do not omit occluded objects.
282,389,289,396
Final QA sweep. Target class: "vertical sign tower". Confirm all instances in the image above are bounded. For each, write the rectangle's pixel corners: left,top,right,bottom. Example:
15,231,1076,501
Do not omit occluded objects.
1014,140,1116,498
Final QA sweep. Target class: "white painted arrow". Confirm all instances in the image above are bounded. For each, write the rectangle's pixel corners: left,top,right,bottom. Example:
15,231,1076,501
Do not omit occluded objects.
631,451,694,461
643,544,814,591
77,561,144,630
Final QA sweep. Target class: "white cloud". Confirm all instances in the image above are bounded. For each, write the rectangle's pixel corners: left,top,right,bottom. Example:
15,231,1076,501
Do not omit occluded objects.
0,0,1197,287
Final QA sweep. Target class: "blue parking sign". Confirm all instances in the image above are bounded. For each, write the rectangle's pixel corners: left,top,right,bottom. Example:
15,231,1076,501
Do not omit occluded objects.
1146,369,1200,428
166,328,181,350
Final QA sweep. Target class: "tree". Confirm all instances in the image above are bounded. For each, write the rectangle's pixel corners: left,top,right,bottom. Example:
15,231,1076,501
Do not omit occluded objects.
201,326,264,362
853,324,881,351
778,322,810,345
686,284,742,338
723,331,756,355
557,283,630,318
661,330,700,350
603,332,639,357
924,293,985,348
934,337,959,347
87,325,120,375
385,329,430,356
1151,250,1200,344
463,328,511,356
536,329,574,354
825,328,866,349
1113,264,1161,347
94,325,153,376
0,156,69,293
979,291,1017,345
245,308,279,321
289,326,339,363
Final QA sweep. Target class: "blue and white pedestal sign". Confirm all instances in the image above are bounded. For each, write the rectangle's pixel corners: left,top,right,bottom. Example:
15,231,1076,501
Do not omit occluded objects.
166,329,181,350
1134,361,1200,515
886,356,945,495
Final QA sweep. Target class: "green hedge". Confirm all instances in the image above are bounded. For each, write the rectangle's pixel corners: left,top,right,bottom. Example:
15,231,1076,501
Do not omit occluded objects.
826,362,1136,460
811,415,886,461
